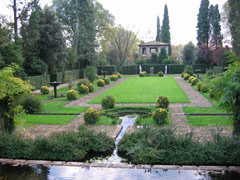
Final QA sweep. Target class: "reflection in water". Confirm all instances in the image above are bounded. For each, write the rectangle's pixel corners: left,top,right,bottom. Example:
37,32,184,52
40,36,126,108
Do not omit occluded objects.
1,164,240,180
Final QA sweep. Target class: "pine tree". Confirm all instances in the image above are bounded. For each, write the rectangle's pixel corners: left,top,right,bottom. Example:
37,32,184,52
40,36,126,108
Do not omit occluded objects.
197,0,210,47
183,42,195,65
156,16,161,41
161,5,171,55
159,48,168,63
228,0,240,56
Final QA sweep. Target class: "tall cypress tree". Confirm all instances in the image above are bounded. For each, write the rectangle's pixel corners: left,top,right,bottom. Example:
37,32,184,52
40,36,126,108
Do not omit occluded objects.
197,0,210,47
228,0,240,56
156,16,161,41
161,4,171,55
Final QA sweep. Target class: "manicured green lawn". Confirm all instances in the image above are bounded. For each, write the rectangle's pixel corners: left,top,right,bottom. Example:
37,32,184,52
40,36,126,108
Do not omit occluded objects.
42,102,88,114
89,76,190,103
16,114,77,126
187,116,233,126
183,107,227,114
95,116,121,125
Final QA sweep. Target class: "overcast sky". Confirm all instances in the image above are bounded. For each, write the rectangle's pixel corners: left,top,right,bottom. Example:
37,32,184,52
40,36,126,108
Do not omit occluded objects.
1,0,226,45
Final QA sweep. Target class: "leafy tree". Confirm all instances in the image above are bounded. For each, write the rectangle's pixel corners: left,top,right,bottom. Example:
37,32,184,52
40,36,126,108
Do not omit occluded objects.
151,53,158,64
156,16,161,42
211,53,240,136
161,4,171,55
0,65,32,133
159,48,168,64
228,0,240,56
194,47,204,64
171,44,184,63
197,0,210,47
183,42,195,65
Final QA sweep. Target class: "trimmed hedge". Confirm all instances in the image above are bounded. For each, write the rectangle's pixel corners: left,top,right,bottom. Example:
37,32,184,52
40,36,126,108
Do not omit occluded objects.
122,65,138,75
168,64,185,74
193,64,212,73
141,65,165,74
28,70,81,89
97,66,116,75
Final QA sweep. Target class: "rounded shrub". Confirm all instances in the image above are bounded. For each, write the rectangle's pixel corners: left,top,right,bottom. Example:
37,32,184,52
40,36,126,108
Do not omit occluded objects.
197,81,203,91
84,66,97,82
88,83,94,92
66,90,78,100
77,79,89,89
183,73,190,80
188,76,194,83
111,75,118,81
97,79,105,87
156,96,170,109
152,108,168,125
40,86,50,95
104,78,110,85
158,71,164,77
184,65,193,76
201,84,209,93
117,73,122,79
84,107,101,124
16,94,42,114
209,89,216,99
102,96,115,109
78,84,89,94
191,78,198,86
139,71,147,77
181,73,186,78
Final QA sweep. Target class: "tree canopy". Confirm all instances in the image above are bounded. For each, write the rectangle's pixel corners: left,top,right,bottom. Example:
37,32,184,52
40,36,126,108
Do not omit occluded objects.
161,5,171,55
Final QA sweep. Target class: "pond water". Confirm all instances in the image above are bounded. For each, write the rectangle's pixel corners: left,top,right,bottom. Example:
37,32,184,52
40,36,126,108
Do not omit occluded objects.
1,164,240,180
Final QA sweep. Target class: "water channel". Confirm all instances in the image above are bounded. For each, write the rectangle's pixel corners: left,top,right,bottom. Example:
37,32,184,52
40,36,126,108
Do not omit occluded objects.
1,116,240,179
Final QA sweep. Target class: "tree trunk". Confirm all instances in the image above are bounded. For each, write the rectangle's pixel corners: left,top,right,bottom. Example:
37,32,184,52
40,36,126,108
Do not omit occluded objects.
13,0,18,35
233,94,240,137
3,116,15,134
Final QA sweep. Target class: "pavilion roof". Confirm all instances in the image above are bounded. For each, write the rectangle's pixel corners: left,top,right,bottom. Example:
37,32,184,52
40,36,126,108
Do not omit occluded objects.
139,41,170,46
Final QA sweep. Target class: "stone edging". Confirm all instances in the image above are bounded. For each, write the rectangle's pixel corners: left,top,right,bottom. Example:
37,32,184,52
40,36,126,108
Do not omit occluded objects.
0,159,240,171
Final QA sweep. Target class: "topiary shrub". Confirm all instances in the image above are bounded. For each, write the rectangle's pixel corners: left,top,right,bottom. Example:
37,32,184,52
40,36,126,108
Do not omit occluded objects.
16,94,42,114
188,76,194,83
40,86,50,95
84,107,101,124
152,108,168,125
156,96,170,109
117,73,122,79
84,66,97,82
184,65,193,76
97,79,105,87
104,78,110,85
201,84,209,93
102,96,115,109
88,83,94,92
183,73,190,80
77,79,89,88
181,73,186,78
158,71,164,77
78,84,89,94
191,78,198,86
197,81,203,91
66,90,78,100
139,71,147,77
110,75,118,81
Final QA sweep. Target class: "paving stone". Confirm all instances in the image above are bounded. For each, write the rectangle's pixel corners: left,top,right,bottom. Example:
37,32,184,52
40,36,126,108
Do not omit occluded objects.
11,160,27,166
108,163,135,169
64,162,88,167
50,161,66,166
0,159,13,164
199,166,229,171
152,165,181,170
25,160,51,166
181,166,199,170
91,163,107,168
229,166,240,171
136,165,151,169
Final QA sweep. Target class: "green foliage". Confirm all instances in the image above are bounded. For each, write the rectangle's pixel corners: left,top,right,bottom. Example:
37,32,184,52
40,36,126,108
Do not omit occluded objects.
139,71,147,77
88,83,94,92
97,79,105,87
161,5,171,55
135,58,146,65
158,71,164,77
188,76,194,83
40,86,50,95
156,96,169,109
102,96,115,109
66,90,78,100
201,83,209,93
151,53,158,64
0,66,32,133
97,66,116,75
122,65,137,75
77,79,90,87
84,108,101,124
84,66,97,82
116,73,122,79
197,0,210,46
15,94,42,114
183,42,195,65
118,128,240,165
162,58,172,64
110,75,118,81
156,16,161,41
0,127,114,161
184,65,193,76
78,84,89,94
193,64,212,73
104,77,110,85
183,73,190,80
197,81,203,91
191,78,199,86
152,108,168,125
159,48,168,63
